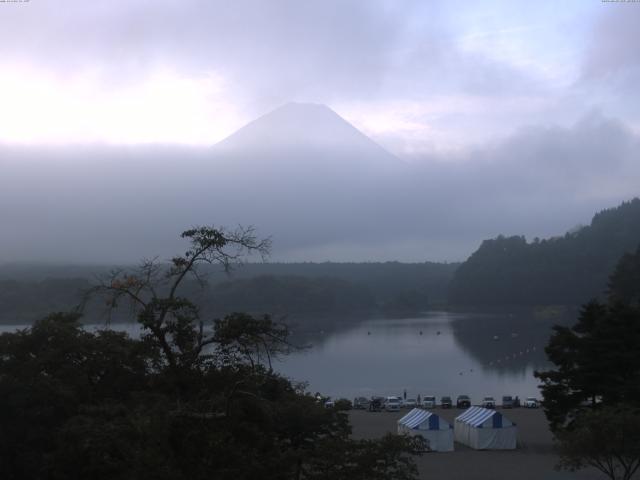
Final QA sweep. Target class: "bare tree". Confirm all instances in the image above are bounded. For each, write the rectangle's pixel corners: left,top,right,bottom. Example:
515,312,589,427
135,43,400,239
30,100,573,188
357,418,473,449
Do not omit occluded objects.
86,225,271,371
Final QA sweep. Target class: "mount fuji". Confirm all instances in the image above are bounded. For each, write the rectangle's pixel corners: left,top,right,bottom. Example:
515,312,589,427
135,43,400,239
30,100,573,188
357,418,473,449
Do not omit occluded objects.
193,103,415,258
211,102,404,178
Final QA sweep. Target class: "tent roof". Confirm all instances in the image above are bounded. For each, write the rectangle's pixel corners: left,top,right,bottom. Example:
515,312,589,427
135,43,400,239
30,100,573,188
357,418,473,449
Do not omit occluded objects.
398,408,449,430
455,406,510,428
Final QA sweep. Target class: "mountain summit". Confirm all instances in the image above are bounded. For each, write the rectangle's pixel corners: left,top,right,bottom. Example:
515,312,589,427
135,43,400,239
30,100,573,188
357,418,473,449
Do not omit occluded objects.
216,102,397,163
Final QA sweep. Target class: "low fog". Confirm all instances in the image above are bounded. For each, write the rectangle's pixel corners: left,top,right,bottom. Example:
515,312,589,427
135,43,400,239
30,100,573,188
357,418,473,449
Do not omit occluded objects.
1,103,637,264
0,1,638,264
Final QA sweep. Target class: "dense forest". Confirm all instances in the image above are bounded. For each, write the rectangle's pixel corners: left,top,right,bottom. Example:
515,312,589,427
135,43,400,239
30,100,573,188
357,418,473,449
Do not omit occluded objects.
0,262,458,324
449,198,640,306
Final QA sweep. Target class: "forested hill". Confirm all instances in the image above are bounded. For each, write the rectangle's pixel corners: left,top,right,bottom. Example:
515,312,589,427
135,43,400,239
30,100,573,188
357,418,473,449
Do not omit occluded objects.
448,198,640,306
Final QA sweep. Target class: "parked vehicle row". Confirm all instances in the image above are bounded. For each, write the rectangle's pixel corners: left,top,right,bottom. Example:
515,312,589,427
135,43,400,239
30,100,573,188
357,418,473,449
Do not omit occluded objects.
403,398,417,409
353,394,540,411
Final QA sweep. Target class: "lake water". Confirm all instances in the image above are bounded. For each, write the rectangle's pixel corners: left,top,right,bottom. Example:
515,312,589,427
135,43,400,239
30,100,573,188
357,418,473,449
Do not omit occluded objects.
0,310,572,404
276,310,570,402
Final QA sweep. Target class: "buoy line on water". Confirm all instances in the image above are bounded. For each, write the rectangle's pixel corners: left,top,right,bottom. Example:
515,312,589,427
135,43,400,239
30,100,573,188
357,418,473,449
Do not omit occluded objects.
487,346,537,367
358,329,541,373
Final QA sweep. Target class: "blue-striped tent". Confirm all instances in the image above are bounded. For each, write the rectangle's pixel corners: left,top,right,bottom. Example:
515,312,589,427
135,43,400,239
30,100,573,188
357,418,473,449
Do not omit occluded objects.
454,406,517,450
397,408,453,452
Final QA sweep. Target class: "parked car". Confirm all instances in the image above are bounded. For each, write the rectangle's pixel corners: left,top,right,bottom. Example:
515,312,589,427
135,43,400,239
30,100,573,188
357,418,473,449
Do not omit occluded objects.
441,396,453,409
502,395,514,408
422,395,436,408
456,395,471,408
403,398,417,409
384,396,401,412
353,397,370,410
579,396,602,407
524,397,539,408
481,396,496,409
369,396,384,412
324,400,335,409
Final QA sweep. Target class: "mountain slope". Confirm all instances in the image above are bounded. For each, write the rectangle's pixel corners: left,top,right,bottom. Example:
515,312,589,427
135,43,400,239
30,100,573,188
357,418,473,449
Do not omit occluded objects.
448,198,640,306
193,102,414,259
217,102,395,159
212,102,403,176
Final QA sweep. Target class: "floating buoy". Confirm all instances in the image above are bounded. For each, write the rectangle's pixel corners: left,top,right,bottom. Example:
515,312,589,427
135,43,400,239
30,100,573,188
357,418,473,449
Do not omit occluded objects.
419,331,423,335
367,331,371,335
437,331,441,335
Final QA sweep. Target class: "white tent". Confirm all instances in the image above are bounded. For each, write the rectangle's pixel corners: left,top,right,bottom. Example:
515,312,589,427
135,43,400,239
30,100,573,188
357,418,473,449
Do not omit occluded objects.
454,406,517,450
397,408,454,452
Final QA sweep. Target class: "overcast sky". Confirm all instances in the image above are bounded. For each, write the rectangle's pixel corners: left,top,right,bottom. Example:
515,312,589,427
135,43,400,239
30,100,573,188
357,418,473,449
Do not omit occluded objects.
1,0,638,152
0,1,638,263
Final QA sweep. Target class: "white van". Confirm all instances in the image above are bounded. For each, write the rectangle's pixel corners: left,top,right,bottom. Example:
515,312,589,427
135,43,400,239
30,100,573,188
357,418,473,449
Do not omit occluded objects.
384,396,401,412
422,395,436,408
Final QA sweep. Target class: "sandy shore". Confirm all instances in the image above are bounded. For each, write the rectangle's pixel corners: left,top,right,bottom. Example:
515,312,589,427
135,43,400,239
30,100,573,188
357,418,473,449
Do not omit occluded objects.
349,407,611,480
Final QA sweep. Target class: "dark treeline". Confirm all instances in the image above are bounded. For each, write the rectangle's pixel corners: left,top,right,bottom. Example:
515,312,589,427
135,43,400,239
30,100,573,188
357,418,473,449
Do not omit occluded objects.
449,198,640,306
0,262,458,324
181,261,458,306
204,275,374,317
0,278,91,323
200,261,457,317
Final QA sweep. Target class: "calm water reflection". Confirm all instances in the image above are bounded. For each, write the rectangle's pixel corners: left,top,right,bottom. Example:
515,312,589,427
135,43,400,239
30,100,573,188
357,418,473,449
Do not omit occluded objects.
0,310,572,403
277,311,570,401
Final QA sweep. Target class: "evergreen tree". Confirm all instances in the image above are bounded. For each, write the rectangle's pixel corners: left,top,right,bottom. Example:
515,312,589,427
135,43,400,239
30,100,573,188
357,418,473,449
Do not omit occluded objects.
536,246,640,479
